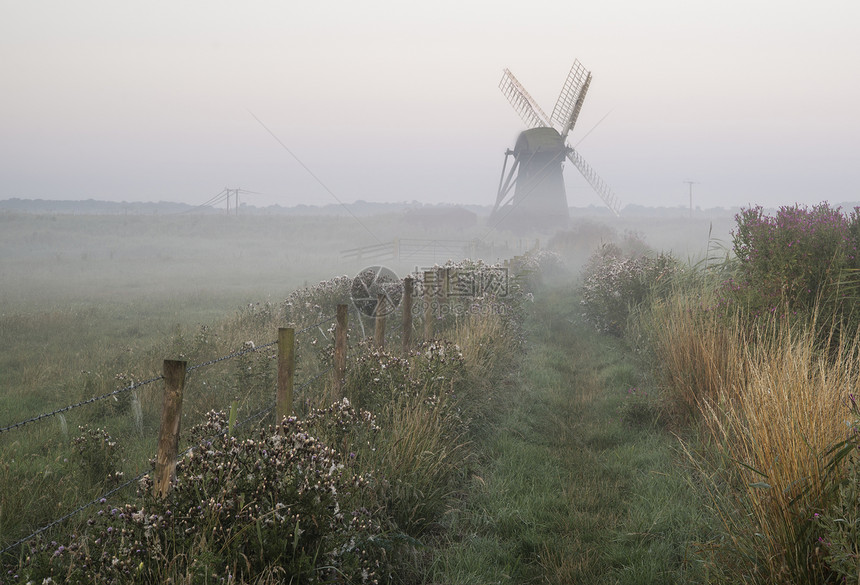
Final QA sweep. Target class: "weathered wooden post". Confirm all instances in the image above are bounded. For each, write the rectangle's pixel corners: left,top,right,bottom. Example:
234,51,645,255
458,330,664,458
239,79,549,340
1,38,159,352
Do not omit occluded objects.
154,359,186,498
423,270,434,340
277,327,295,427
438,266,449,321
402,276,413,354
374,293,386,349
332,304,348,402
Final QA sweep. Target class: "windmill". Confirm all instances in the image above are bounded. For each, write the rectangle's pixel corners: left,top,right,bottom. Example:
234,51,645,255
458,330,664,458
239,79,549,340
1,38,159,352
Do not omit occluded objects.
492,60,621,230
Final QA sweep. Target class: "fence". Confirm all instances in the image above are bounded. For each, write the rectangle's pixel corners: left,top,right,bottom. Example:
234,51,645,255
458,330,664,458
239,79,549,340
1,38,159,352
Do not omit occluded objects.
0,274,443,557
341,237,540,266
0,311,347,557
341,238,479,265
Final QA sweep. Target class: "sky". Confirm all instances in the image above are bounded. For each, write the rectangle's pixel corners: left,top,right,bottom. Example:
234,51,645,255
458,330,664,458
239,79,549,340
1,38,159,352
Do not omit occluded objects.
2,0,859,212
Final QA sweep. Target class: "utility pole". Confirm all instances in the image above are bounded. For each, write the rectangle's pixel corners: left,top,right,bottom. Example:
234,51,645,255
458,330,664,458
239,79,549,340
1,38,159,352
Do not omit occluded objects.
224,188,260,216
683,180,697,218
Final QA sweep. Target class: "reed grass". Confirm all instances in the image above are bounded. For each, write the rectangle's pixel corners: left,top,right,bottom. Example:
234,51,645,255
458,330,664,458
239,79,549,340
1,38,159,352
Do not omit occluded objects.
634,286,748,426
371,389,472,536
644,286,857,583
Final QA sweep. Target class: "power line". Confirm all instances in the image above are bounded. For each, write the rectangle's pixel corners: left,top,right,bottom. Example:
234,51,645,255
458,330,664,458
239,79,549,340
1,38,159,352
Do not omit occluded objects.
247,109,382,244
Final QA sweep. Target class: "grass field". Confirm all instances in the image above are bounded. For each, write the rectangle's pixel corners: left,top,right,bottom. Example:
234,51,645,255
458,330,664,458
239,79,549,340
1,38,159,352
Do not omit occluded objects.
6,207,797,583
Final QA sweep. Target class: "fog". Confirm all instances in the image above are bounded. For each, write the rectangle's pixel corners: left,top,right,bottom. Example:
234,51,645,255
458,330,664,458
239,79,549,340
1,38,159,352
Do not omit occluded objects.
0,205,735,317
2,1,859,210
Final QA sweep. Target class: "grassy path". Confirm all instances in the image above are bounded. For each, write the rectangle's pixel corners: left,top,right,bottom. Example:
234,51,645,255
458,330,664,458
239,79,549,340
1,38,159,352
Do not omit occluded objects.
430,286,709,584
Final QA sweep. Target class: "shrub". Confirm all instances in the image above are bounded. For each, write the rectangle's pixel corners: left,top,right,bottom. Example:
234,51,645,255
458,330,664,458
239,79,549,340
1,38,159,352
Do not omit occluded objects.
414,258,529,334
11,408,391,585
730,203,860,319
579,243,679,336
71,425,125,488
283,275,353,329
339,339,471,537
343,342,414,414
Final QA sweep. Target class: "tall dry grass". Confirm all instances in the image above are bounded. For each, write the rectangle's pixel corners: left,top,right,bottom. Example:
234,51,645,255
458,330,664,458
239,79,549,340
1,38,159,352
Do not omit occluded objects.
635,287,748,425
699,317,856,582
642,290,858,582
453,307,511,377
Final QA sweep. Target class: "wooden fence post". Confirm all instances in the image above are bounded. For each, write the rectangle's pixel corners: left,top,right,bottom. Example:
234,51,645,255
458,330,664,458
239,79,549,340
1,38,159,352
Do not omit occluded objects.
423,270,433,340
374,294,386,349
154,359,186,498
402,276,413,354
277,327,295,426
332,304,348,402
437,267,447,320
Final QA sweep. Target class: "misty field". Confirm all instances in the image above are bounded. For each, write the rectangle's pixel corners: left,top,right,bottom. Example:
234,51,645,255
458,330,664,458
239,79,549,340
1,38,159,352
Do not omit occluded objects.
8,206,858,584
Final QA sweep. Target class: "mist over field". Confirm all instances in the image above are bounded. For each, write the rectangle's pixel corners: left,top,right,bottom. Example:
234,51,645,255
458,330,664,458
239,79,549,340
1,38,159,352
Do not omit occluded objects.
7,199,860,582
0,200,734,402
0,201,736,311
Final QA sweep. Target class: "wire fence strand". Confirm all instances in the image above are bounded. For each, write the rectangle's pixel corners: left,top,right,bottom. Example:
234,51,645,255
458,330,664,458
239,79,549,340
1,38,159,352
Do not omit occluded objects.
0,468,149,557
1,372,329,557
185,339,278,373
1,318,342,557
296,314,337,336
296,366,335,394
0,340,282,436
3,316,338,436
0,375,164,435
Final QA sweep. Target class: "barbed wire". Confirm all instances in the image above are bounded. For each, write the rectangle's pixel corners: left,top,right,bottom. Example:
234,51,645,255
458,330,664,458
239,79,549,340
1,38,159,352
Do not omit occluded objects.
185,339,279,373
0,375,163,435
1,315,344,558
0,315,346,434
0,319,341,437
0,468,149,557
296,366,335,394
296,314,337,336
0,341,280,436
1,363,338,559
237,403,276,428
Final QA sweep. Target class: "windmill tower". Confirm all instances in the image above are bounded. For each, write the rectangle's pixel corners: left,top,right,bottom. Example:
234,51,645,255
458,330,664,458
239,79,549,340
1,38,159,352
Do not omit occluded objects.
492,60,622,230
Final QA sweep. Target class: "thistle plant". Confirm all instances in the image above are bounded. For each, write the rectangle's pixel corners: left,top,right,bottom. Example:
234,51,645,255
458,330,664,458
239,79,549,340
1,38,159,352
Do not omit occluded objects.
283,275,353,329
579,242,680,336
9,407,391,585
71,425,125,488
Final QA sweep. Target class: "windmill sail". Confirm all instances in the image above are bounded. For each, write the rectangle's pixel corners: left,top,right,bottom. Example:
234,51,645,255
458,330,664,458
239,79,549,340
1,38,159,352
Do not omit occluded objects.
499,69,552,129
566,149,621,217
552,60,592,137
